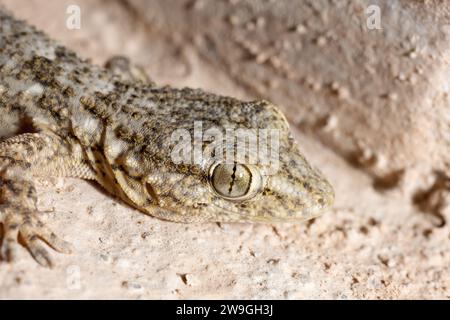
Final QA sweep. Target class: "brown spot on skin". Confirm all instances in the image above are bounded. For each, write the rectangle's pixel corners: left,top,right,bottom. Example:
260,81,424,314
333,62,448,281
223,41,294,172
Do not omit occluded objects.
63,86,75,97
27,185,36,198
5,179,21,195
23,55,62,88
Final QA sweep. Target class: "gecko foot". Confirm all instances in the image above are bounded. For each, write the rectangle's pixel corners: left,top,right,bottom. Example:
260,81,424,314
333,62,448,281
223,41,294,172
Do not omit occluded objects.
0,179,73,268
0,207,73,268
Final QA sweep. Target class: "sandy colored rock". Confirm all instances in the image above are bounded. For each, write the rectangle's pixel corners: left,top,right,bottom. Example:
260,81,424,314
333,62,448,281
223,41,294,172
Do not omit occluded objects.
0,0,449,299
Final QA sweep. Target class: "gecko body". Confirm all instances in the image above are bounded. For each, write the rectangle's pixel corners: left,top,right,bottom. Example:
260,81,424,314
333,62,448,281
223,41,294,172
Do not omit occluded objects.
0,9,334,267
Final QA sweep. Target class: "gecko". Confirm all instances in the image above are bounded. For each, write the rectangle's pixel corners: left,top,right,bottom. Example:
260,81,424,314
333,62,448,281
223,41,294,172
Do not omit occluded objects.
0,8,334,267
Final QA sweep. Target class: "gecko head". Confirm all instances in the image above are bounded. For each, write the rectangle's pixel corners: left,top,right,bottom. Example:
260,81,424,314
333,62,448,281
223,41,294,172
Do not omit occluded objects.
133,100,335,223
139,136,334,223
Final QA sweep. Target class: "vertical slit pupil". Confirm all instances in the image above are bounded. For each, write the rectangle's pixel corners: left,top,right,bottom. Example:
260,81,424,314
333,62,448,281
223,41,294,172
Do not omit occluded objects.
228,162,237,194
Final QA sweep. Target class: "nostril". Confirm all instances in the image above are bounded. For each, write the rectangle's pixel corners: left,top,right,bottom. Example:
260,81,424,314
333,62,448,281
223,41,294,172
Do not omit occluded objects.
317,197,325,206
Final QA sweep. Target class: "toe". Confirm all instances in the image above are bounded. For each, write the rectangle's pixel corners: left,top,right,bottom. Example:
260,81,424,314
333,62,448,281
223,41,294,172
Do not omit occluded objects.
1,221,20,262
26,236,53,268
45,232,74,254
1,238,19,262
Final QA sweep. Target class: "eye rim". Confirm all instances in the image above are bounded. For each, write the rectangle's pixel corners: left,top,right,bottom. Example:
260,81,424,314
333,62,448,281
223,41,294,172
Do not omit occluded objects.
208,162,263,201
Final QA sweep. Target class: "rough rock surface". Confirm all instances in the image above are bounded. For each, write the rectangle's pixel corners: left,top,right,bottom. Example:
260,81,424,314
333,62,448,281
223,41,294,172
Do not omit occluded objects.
0,0,449,299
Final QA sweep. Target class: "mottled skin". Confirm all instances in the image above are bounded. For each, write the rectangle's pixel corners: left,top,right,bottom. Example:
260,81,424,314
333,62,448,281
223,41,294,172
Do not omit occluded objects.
0,9,334,267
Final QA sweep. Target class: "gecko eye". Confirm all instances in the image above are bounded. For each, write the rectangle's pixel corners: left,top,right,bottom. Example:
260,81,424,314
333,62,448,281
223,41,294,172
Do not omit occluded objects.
209,163,262,200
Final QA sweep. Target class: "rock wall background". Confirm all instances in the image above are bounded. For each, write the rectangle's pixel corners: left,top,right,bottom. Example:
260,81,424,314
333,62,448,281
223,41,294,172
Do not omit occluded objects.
0,0,449,299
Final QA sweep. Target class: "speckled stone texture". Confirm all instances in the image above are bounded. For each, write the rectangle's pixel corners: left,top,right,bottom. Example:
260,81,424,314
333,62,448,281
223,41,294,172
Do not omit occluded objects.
0,0,449,299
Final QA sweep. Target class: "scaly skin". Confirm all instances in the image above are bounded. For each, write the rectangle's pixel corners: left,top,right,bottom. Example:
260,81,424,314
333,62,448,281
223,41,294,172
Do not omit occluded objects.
0,9,334,267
